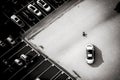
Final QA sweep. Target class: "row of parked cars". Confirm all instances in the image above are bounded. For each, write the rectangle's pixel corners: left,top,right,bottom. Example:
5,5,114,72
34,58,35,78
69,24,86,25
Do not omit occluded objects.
10,0,70,32
0,0,71,50
10,0,52,28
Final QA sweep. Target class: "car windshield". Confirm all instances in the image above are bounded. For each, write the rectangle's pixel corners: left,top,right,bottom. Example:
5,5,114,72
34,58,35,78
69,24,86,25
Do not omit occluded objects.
44,5,49,8
87,57,92,59
39,0,45,5
18,21,23,24
35,10,40,13
14,17,19,21
88,50,92,53
30,6,36,10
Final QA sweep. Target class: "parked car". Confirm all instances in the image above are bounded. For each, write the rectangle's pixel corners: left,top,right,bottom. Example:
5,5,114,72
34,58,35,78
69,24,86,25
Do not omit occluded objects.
36,0,51,12
20,54,34,63
0,40,6,47
6,35,16,45
35,77,40,80
86,44,95,64
14,59,23,66
11,15,25,27
20,54,28,61
27,4,42,16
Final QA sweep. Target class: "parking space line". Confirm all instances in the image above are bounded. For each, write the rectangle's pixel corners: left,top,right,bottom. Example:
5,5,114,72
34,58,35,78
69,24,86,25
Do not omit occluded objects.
0,38,22,59
20,59,45,80
36,65,52,79
7,43,26,60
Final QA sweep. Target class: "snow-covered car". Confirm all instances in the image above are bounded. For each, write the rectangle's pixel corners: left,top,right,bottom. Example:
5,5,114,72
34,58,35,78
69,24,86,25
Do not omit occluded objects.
86,44,95,64
36,0,51,12
27,4,42,16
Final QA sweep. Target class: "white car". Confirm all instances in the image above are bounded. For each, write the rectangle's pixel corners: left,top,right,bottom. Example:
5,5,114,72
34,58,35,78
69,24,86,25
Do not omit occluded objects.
36,0,51,12
20,54,34,63
20,54,28,61
14,59,23,66
0,40,6,47
11,15,25,27
35,77,41,80
6,35,16,45
27,4,42,16
86,44,95,64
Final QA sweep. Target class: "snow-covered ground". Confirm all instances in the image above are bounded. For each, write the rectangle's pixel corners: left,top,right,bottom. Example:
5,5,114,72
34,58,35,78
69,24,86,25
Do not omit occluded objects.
28,0,120,80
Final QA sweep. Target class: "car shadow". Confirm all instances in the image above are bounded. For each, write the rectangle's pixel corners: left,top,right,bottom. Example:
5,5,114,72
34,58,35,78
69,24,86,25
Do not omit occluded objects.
90,45,104,67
